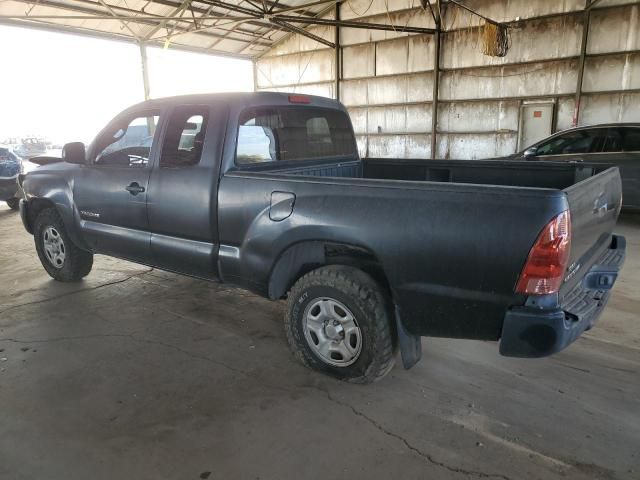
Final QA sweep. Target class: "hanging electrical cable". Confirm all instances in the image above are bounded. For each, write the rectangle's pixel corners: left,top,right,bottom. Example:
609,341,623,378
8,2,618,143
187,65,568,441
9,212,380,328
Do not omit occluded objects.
345,0,375,17
448,0,511,57
480,21,511,57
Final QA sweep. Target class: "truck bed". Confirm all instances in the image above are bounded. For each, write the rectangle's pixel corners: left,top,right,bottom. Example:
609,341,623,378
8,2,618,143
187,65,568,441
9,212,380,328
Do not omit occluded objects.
252,157,609,190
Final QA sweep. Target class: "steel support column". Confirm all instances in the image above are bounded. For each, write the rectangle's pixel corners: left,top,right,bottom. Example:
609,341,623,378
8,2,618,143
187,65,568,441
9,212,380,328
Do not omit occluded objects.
574,0,593,126
430,0,441,159
253,59,259,92
334,2,340,101
139,42,151,100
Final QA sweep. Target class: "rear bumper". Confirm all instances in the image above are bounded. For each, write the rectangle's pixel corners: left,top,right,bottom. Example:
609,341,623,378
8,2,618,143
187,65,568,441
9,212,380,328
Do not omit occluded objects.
500,234,626,357
0,177,18,201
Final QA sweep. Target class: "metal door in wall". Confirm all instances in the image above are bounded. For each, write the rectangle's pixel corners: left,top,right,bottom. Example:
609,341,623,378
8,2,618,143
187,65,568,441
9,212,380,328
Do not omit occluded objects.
518,103,554,150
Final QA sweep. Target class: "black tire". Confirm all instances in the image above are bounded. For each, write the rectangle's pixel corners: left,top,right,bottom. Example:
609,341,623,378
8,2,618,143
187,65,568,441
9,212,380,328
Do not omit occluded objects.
6,197,19,210
33,208,93,282
285,265,396,383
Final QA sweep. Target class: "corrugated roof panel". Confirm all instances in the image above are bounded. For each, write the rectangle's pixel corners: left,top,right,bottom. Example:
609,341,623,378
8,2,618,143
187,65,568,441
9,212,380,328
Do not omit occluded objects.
0,0,341,58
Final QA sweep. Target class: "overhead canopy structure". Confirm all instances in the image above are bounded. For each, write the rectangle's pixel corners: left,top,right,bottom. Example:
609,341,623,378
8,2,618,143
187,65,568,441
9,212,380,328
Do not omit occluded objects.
0,0,439,59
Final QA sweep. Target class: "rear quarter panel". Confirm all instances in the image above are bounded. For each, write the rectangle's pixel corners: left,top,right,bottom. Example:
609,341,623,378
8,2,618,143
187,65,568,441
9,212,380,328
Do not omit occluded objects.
218,174,568,340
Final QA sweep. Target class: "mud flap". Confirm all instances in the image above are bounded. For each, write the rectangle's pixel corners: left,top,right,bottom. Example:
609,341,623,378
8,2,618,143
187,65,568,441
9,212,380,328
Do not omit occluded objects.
395,307,422,369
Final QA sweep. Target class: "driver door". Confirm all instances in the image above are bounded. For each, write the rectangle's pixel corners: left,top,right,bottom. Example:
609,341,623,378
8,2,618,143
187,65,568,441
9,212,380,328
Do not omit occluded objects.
73,110,161,263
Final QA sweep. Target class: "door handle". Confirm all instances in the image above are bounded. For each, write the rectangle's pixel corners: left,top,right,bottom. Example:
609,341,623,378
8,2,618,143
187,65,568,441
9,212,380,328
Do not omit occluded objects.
125,182,145,195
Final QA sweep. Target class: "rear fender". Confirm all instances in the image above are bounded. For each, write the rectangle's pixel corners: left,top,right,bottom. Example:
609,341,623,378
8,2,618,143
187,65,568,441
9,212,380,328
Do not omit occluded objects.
268,241,422,369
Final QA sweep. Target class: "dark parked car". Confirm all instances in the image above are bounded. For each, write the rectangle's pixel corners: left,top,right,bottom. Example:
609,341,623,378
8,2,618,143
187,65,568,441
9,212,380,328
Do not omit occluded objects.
507,124,640,210
0,146,23,209
18,93,626,382
0,147,41,209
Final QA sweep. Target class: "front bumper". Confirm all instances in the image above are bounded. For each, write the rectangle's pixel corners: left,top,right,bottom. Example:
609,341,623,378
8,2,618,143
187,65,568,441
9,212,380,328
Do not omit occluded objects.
0,176,18,201
500,234,626,358
19,199,33,234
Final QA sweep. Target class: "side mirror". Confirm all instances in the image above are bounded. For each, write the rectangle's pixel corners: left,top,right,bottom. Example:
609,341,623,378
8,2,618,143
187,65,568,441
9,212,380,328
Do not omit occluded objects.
523,147,538,159
62,142,86,165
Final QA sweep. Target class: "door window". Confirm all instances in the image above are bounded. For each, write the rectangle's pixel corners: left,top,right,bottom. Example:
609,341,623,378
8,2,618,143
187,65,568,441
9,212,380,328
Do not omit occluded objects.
536,128,607,156
236,107,356,164
160,106,208,167
603,129,623,153
94,114,159,167
620,127,640,152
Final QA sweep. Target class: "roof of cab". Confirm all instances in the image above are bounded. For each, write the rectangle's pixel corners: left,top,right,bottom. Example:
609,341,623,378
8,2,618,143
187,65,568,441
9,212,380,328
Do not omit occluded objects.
121,91,345,116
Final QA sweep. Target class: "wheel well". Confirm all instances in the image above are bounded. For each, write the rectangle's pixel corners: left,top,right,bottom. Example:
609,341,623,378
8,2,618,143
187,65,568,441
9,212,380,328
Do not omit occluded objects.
268,242,393,301
26,198,56,230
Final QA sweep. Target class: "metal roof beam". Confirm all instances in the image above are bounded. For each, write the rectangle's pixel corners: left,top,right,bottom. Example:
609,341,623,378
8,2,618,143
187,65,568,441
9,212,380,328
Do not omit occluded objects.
270,18,334,47
270,14,437,34
8,0,273,45
96,0,140,38
272,0,339,15
143,0,193,40
0,17,254,58
193,0,264,17
132,0,269,39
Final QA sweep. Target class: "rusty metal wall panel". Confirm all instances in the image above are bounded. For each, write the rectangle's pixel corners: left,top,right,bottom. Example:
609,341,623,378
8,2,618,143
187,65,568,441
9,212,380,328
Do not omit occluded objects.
257,2,640,159
342,44,376,79
588,5,640,54
583,53,640,92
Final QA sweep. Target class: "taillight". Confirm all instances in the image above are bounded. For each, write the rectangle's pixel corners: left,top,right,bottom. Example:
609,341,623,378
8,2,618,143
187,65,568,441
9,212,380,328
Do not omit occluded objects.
516,210,571,295
288,94,310,104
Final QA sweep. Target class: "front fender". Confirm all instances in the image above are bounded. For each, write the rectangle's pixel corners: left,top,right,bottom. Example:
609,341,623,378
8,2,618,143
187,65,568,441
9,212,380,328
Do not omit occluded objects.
22,171,89,250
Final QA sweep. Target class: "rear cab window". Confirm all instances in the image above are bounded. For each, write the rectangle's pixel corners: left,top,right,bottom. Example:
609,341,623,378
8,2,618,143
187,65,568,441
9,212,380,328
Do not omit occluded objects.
235,107,356,165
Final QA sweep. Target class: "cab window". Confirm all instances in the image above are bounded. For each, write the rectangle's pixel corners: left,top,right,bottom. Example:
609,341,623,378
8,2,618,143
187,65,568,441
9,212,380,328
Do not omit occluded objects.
94,113,160,167
236,107,356,164
160,106,208,167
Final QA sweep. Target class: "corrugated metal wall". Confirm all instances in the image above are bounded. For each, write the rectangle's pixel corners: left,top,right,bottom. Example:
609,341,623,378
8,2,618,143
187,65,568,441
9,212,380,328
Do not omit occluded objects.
256,0,640,159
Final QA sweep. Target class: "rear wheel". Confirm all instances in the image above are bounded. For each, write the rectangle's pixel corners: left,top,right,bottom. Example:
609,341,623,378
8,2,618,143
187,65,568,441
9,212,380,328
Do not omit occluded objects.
34,208,93,282
285,265,395,383
6,197,19,210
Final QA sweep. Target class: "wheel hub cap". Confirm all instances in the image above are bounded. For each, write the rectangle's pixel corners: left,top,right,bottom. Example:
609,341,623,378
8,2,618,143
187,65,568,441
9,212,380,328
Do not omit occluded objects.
42,226,66,269
303,298,362,367
324,321,344,340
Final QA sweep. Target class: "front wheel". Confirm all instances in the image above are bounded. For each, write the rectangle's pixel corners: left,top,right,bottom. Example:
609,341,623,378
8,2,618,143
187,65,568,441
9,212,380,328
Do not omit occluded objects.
33,208,93,282
6,197,19,210
285,265,396,383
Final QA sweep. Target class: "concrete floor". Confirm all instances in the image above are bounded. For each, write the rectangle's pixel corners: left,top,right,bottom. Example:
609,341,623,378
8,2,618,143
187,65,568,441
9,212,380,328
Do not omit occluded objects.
0,204,638,480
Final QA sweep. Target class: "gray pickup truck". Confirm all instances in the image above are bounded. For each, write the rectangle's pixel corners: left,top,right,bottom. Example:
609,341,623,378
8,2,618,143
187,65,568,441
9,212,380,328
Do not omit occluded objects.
18,92,626,383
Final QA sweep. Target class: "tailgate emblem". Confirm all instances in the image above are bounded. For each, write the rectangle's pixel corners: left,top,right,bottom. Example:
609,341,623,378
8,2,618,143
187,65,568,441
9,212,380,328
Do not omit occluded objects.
593,193,607,217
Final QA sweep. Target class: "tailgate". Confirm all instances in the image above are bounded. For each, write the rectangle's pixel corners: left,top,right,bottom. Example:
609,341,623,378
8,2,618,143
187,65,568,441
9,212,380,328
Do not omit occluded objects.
561,166,622,295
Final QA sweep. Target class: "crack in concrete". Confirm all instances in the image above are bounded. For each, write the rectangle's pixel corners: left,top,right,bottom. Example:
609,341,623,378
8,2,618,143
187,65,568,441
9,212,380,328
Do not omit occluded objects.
319,388,513,480
0,327,564,480
0,269,154,315
0,331,251,377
